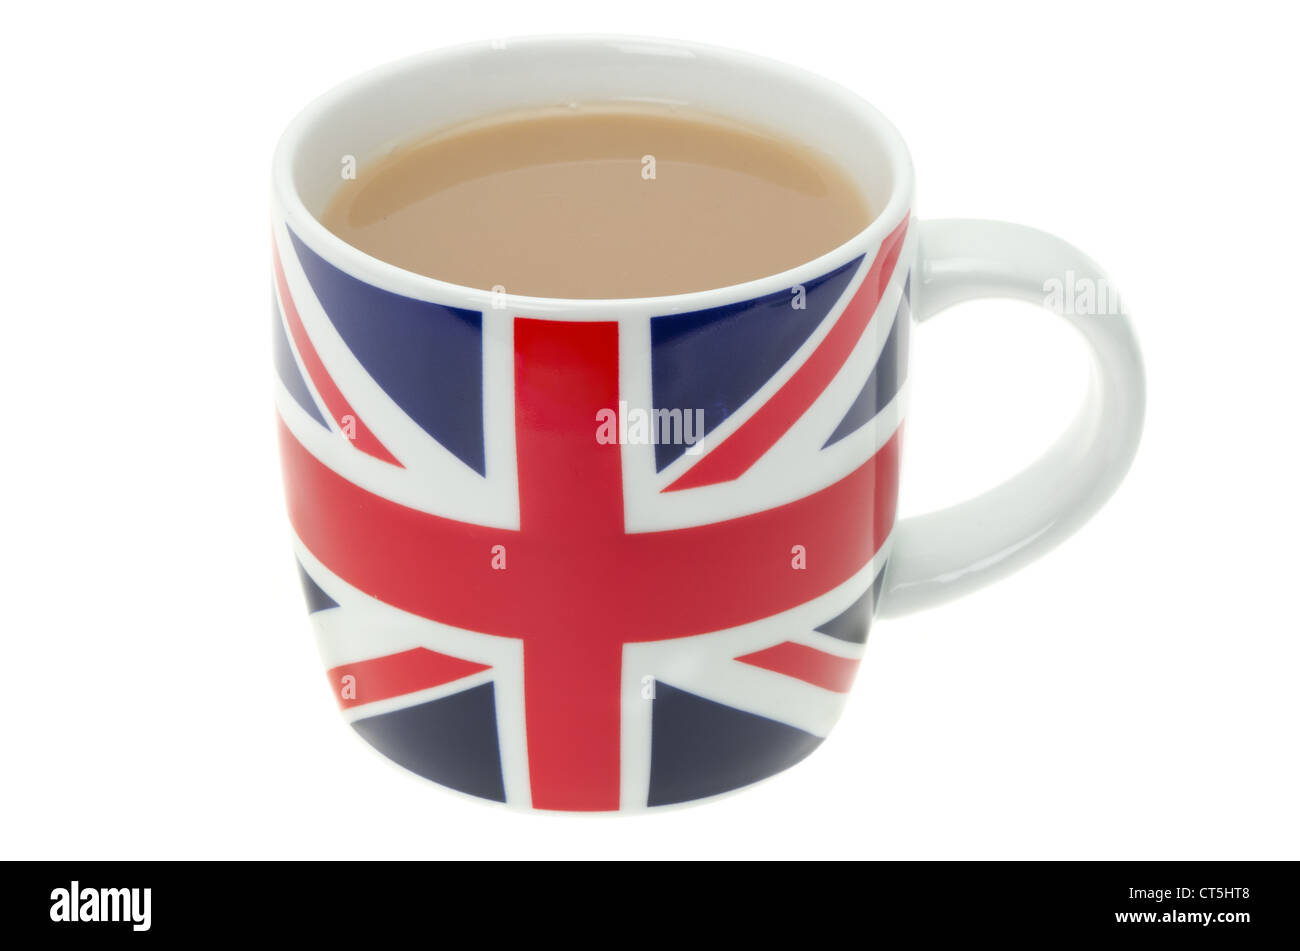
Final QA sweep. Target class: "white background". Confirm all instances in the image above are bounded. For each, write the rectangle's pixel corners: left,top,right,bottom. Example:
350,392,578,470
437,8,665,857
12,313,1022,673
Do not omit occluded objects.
2,1,1296,859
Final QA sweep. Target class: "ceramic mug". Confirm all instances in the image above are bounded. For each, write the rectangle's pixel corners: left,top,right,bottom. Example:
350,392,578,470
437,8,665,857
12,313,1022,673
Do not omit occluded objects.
270,36,1144,812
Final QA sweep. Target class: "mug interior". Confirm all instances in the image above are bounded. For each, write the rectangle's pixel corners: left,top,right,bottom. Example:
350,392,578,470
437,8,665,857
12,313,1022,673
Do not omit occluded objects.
274,35,914,309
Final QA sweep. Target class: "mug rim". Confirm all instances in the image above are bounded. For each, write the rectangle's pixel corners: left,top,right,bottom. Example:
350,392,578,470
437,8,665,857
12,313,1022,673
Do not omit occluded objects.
271,34,916,317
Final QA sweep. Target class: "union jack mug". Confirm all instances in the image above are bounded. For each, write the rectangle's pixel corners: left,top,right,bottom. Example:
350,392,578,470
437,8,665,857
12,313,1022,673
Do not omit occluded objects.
271,36,1145,812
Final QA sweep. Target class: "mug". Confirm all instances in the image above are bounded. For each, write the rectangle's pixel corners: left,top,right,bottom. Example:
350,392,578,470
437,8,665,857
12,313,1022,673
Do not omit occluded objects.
270,36,1144,812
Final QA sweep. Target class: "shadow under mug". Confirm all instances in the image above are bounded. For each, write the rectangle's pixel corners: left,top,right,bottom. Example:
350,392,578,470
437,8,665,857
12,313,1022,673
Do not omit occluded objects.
270,36,1145,812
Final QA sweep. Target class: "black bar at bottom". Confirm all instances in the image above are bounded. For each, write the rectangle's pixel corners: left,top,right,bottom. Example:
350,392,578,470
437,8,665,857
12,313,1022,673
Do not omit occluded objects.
3,860,1291,941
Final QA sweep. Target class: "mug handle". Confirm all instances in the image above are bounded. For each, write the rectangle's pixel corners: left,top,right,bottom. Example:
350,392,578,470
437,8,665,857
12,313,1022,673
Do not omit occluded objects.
877,219,1145,617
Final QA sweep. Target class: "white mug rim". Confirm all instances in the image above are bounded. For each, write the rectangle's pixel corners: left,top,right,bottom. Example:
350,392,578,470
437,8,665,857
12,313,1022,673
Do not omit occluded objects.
271,34,916,318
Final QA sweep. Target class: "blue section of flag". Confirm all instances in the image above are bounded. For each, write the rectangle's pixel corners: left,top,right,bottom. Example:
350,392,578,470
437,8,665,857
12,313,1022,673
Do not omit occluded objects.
814,567,887,644
273,297,328,428
649,256,863,471
823,287,910,448
350,682,505,802
647,681,824,806
296,562,338,614
287,229,487,475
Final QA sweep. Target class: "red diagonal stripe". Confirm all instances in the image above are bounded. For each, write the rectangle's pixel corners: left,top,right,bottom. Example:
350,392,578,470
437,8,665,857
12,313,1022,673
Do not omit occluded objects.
326,647,490,710
273,240,403,468
736,641,860,693
666,216,909,491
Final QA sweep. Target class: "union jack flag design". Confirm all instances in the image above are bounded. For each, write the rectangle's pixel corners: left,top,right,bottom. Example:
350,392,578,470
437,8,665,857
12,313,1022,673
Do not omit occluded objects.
273,214,913,811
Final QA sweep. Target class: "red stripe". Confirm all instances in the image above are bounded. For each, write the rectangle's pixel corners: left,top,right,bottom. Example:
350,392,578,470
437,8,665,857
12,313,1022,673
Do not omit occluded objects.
279,416,900,643
736,641,860,693
514,319,626,535
666,216,909,491
273,241,403,467
513,319,625,811
326,647,490,710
